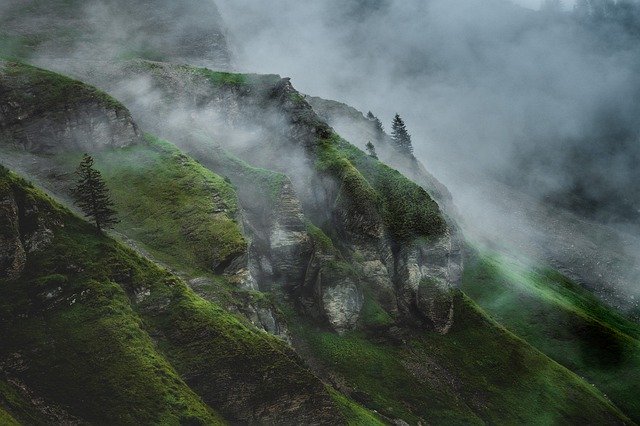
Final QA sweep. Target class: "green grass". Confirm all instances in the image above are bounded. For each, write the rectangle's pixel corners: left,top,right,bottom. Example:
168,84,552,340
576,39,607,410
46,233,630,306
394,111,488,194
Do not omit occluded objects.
359,287,394,328
316,134,445,242
327,387,386,426
305,219,337,253
462,249,640,422
198,145,288,205
0,407,18,426
0,169,361,424
89,134,247,275
193,68,247,86
0,61,124,113
0,171,224,425
288,292,629,425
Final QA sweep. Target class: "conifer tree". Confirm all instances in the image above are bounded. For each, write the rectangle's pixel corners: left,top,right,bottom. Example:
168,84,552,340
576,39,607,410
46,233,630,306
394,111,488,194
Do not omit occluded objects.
391,113,413,155
367,111,385,140
72,154,119,233
365,141,378,159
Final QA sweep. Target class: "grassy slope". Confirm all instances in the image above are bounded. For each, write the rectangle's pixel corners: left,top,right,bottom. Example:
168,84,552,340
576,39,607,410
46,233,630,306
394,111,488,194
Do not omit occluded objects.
0,171,223,425
0,169,378,424
316,134,445,242
35,134,247,277
463,249,640,422
98,134,247,275
0,408,18,426
288,292,629,425
143,63,447,244
0,61,123,113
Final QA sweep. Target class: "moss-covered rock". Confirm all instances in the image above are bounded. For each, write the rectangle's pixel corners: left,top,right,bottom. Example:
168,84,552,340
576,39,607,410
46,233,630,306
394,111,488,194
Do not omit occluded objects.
0,61,141,154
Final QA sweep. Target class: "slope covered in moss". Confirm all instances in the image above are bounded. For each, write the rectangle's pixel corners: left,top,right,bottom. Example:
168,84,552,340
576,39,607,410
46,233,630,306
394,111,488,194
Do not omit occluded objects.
463,249,640,422
0,171,224,425
316,133,446,242
0,61,125,115
0,169,372,424
287,293,629,425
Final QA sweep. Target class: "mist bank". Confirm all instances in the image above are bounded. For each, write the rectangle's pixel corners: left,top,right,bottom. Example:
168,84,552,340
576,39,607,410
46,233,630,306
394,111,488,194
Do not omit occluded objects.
218,0,640,225
216,0,640,311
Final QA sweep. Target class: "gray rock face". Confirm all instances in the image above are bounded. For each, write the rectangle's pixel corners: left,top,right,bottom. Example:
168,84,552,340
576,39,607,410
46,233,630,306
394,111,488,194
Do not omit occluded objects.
396,232,462,333
0,191,26,280
1,104,139,155
320,276,364,333
268,181,313,285
0,62,141,155
0,181,59,280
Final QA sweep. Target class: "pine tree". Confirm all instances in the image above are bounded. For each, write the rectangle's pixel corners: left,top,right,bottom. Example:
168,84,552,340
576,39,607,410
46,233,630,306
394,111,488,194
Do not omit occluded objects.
367,111,385,140
365,141,378,159
391,113,413,155
72,154,119,233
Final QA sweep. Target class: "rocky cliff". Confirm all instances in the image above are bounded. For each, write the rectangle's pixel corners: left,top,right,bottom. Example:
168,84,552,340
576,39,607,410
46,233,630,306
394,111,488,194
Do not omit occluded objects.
69,60,463,333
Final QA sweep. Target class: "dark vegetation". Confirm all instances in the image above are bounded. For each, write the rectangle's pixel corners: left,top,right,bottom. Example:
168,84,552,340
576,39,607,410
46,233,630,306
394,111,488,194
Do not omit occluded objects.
286,292,629,424
72,154,119,233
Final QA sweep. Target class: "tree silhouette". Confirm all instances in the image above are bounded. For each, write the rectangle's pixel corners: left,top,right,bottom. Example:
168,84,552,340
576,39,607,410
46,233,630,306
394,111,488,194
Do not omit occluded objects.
391,113,413,155
72,154,119,233
365,141,378,159
367,111,386,142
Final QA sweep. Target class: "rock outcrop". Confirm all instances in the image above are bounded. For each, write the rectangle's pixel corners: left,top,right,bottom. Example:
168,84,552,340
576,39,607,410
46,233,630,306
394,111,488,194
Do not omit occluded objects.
0,62,141,154
75,61,462,334
0,174,59,280
0,190,25,280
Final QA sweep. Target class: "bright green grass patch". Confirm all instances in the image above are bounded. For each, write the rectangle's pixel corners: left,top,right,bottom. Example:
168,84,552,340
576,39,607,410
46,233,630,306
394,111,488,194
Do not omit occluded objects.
462,249,640,422
316,134,445,242
91,134,246,274
327,387,385,426
193,68,247,86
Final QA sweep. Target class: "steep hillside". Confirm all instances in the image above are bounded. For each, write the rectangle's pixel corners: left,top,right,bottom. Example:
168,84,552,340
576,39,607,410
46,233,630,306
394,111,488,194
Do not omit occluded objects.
0,166,380,424
90,60,464,331
306,94,640,319
463,249,640,423
306,96,455,217
0,60,634,424
0,60,462,335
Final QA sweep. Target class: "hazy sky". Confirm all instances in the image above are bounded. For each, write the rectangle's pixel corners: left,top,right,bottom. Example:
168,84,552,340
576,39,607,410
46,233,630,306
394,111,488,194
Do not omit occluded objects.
514,0,576,8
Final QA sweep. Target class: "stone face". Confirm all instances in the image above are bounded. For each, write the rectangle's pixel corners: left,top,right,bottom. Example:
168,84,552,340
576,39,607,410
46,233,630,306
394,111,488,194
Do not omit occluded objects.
0,183,59,281
0,191,26,280
0,63,142,155
395,231,462,333
268,181,313,284
320,277,364,333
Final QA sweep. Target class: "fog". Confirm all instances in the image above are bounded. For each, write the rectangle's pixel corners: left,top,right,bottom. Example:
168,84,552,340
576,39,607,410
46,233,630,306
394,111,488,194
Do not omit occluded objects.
217,0,640,207
217,0,640,308
4,0,637,307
